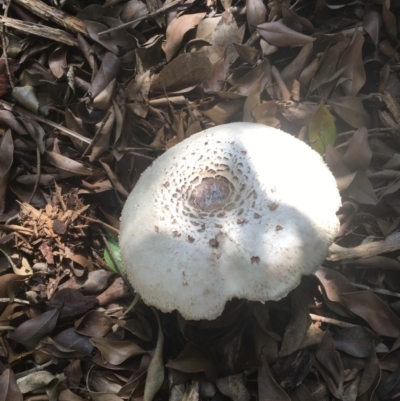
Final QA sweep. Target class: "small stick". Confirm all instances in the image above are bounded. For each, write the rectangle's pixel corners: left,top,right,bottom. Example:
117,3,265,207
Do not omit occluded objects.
329,231,400,261
99,160,129,198
0,16,79,47
83,216,119,236
309,313,359,328
14,360,55,379
0,100,91,144
0,224,34,234
28,147,41,204
13,0,88,36
271,65,291,101
1,0,15,89
0,297,31,304
99,0,182,36
350,283,400,298
337,126,400,138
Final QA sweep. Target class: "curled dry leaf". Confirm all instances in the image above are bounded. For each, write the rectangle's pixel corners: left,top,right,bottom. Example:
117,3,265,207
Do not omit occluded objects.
0,130,13,212
327,96,371,128
332,326,380,358
246,0,267,34
143,309,164,401
279,288,310,357
16,371,61,394
216,374,250,401
89,52,122,99
162,13,206,62
258,363,290,401
0,369,23,401
53,328,94,355
257,20,315,47
12,86,40,114
75,310,113,337
337,32,366,96
343,127,372,171
90,337,147,365
209,10,241,65
151,51,211,93
341,291,400,338
45,151,92,177
312,332,344,399
166,343,217,382
8,308,59,349
0,110,28,136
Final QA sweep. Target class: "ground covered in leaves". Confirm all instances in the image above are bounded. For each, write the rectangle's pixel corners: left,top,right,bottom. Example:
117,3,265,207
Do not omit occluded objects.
0,0,400,400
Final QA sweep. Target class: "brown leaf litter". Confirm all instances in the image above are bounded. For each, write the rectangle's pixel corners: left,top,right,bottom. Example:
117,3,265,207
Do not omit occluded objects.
0,0,400,400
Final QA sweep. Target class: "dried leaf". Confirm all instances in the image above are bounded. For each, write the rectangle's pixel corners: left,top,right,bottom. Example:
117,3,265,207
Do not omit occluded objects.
45,151,92,177
246,0,267,34
308,103,336,154
216,374,250,401
209,10,241,65
143,309,164,401
0,369,23,401
341,291,400,338
258,363,290,401
89,52,121,99
166,343,217,381
53,328,94,355
8,309,59,349
343,127,372,171
279,288,310,357
327,96,371,128
0,130,13,212
48,45,68,78
337,32,366,96
90,337,147,365
12,86,39,114
75,310,113,337
151,51,211,93
313,332,344,399
201,98,244,125
162,13,206,62
257,20,315,47
332,326,379,357
363,7,382,46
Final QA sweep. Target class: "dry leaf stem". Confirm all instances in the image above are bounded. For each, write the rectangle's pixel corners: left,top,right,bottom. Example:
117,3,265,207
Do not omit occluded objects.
0,100,92,144
99,0,183,36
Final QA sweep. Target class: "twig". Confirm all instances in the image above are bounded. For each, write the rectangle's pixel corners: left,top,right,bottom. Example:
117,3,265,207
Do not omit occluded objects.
0,224,34,234
271,65,291,101
0,297,31,304
99,161,130,198
13,0,88,36
0,100,92,144
14,360,55,379
115,148,156,161
98,0,182,36
329,231,400,261
309,313,359,328
0,16,79,47
0,326,15,330
83,216,119,236
1,0,14,90
28,147,41,204
351,283,400,298
337,126,400,138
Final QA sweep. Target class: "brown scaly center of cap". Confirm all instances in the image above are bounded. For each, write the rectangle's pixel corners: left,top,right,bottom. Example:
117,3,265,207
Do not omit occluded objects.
188,176,233,212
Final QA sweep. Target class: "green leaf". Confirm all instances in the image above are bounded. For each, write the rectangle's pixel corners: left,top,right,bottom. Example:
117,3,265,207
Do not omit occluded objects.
104,235,122,275
308,103,336,154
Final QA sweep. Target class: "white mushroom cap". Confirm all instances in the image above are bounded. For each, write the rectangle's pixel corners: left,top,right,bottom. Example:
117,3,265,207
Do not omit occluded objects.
119,123,340,320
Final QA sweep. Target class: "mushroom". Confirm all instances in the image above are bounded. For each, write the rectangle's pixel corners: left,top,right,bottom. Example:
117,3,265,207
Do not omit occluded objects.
119,122,341,320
